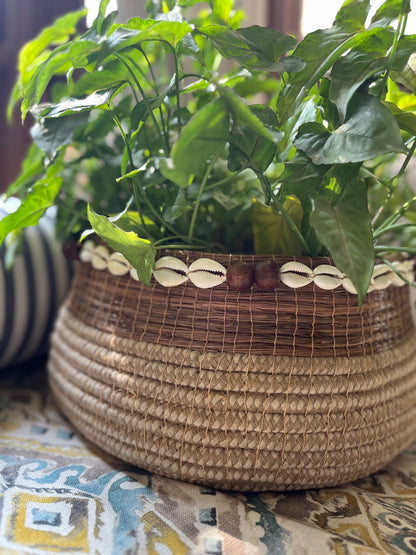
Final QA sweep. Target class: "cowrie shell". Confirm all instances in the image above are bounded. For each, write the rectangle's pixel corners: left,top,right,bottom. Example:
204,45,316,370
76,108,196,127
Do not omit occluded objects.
342,278,358,295
313,265,344,290
280,261,313,288
130,267,140,281
373,272,393,290
91,245,110,270
373,264,389,278
79,240,96,263
153,256,189,287
108,252,130,276
188,258,227,288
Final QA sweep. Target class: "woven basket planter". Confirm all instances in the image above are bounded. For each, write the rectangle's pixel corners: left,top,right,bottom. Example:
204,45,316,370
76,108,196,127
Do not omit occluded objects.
48,250,416,491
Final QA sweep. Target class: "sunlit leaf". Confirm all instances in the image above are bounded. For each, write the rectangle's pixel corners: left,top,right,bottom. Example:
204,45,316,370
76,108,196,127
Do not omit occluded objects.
252,196,303,256
87,205,156,284
0,173,63,244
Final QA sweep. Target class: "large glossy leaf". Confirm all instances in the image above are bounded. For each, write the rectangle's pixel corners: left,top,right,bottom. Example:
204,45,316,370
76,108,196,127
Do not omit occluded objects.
309,179,374,305
161,98,230,187
252,196,303,256
199,25,300,71
30,113,89,159
295,95,406,164
0,173,63,244
87,205,156,285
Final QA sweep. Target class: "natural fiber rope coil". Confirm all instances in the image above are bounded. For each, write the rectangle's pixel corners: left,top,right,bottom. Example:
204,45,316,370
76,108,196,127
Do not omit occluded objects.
48,256,416,490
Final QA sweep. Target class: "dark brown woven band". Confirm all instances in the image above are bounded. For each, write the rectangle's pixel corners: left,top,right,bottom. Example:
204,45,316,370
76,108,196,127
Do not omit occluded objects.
67,255,414,357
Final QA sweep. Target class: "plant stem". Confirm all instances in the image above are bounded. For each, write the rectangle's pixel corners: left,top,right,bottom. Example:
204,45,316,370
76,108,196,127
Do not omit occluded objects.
378,3,408,97
373,222,416,239
114,53,168,153
187,156,218,244
375,194,416,235
375,245,416,254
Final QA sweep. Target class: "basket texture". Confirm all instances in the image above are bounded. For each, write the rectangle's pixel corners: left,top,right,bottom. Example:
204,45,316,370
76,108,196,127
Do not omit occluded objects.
48,252,416,491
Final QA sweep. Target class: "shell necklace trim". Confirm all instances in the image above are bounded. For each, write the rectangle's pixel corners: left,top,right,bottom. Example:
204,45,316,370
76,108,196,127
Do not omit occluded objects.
79,240,414,294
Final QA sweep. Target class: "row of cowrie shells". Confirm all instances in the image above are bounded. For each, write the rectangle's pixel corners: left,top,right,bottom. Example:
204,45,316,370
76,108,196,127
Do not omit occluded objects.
279,260,414,294
79,240,414,293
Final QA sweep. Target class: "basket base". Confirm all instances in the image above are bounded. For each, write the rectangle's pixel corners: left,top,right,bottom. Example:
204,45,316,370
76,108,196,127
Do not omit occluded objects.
48,304,416,491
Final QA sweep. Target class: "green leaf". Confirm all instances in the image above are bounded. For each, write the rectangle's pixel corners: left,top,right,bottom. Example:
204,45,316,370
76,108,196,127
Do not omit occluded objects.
218,87,275,141
94,0,112,34
295,94,406,164
70,60,130,97
30,112,89,159
371,0,410,27
228,105,279,173
87,205,156,285
277,21,385,124
4,144,45,198
333,0,370,32
383,101,416,134
0,174,63,244
161,98,230,187
199,25,300,71
14,7,87,96
309,178,374,305
103,20,192,53
21,40,101,118
40,87,117,118
391,53,416,94
130,95,164,129
252,196,304,256
163,188,191,223
329,29,393,121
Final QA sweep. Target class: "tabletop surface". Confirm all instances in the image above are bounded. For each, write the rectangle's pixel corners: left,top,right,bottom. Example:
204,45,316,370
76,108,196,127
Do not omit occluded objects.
0,358,416,555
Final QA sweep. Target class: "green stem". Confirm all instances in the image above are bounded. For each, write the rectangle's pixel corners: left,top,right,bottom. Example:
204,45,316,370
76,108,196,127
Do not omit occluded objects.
139,38,182,134
188,156,218,244
111,112,148,231
378,4,408,97
375,194,416,235
205,168,247,191
114,53,168,153
373,222,416,239
375,245,416,254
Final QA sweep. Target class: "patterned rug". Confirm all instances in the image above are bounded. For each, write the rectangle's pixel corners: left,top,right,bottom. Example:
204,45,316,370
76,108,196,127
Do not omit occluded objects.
1,360,416,554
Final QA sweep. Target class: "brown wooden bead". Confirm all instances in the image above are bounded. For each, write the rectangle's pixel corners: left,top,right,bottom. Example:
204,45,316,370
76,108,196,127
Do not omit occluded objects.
226,262,254,291
62,239,80,260
254,259,279,290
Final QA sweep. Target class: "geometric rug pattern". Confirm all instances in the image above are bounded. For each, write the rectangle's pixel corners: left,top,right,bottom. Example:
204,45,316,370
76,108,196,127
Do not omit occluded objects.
1,359,416,554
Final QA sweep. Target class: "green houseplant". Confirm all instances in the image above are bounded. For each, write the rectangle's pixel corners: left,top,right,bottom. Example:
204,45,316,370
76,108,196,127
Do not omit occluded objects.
2,0,416,491
2,0,416,302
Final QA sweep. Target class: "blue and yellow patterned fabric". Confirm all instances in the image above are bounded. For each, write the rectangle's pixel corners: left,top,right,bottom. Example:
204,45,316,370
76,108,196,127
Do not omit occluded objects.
1,360,416,554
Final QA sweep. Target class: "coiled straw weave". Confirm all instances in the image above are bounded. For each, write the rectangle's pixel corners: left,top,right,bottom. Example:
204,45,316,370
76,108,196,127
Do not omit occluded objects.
48,253,416,491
